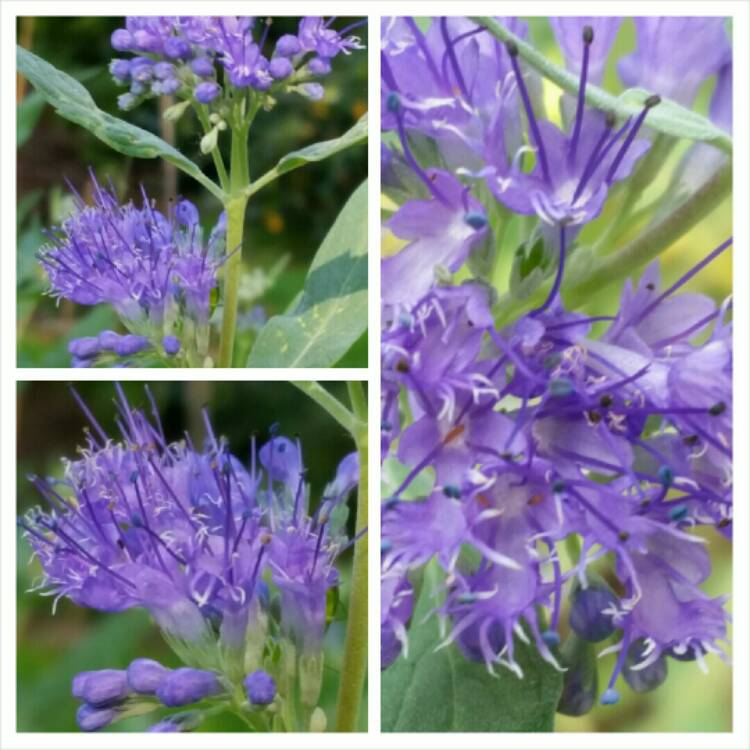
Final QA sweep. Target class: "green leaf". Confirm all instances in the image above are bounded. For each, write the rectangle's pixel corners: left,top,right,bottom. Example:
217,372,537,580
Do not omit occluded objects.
16,46,225,201
472,17,732,154
382,563,563,732
247,181,368,367
246,114,368,197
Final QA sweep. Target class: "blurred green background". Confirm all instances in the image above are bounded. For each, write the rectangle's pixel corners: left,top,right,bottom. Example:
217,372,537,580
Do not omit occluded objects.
382,17,732,733
17,16,368,368
16,380,367,732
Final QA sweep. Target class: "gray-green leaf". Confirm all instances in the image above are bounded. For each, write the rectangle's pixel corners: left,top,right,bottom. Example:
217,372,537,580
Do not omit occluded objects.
16,46,225,201
247,114,368,197
472,17,732,154
247,180,368,367
382,566,564,732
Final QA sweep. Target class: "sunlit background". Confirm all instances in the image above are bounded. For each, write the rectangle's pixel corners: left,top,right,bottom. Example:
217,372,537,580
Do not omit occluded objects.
16,381,367,731
17,16,368,367
381,17,732,733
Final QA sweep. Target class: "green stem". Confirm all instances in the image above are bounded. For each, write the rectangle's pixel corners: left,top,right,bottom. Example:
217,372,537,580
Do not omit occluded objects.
291,381,357,434
493,162,732,327
335,411,368,732
217,124,250,368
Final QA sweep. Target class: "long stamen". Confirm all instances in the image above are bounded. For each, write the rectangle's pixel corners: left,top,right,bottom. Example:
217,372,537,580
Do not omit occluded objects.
635,237,732,323
505,40,551,184
605,95,661,183
573,112,616,203
569,25,593,164
440,18,470,101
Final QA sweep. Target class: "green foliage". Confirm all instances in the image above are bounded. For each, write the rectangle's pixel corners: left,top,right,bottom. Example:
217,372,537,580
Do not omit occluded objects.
249,114,368,196
382,564,564,732
247,181,367,367
16,46,225,201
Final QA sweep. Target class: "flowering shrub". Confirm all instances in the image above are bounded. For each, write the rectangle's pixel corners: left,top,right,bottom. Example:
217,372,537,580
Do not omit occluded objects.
380,16,732,731
17,16,367,367
19,382,368,732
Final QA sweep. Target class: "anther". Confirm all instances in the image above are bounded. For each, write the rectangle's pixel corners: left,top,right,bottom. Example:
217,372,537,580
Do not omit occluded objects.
464,211,487,230
708,401,726,416
617,531,630,542
549,377,574,397
504,39,519,57
599,394,614,408
582,25,594,44
645,94,661,108
658,465,674,489
443,484,461,499
669,504,688,521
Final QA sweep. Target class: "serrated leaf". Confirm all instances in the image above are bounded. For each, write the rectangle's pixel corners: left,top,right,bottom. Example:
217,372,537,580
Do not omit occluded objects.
249,114,368,197
473,17,732,154
382,564,563,732
247,180,367,367
16,46,225,201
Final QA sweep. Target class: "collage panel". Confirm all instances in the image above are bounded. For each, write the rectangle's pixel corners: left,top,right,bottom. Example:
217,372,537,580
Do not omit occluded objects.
17,15,368,369
16,380,368,733
380,15,733,733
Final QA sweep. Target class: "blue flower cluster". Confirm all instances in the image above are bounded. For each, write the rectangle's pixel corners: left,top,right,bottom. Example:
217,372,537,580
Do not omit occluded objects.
20,386,358,731
109,16,365,109
380,16,732,710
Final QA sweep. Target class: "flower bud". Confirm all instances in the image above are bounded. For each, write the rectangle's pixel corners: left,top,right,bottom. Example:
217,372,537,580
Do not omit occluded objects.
569,579,618,642
163,99,192,122
111,29,134,52
244,670,276,706
162,335,181,356
114,334,150,357
195,82,221,105
68,336,100,360
156,668,223,707
76,703,121,732
72,669,129,707
269,57,294,80
148,711,203,732
275,34,301,57
309,706,327,732
191,57,215,77
557,634,598,716
127,658,170,694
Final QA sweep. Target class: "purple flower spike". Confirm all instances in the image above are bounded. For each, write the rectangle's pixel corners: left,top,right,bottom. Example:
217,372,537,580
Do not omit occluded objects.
127,658,170,694
244,670,276,706
156,668,223,707
76,703,121,732
72,669,129,706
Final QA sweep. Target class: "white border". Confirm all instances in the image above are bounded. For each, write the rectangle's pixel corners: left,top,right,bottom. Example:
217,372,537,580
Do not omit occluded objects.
2,1,749,749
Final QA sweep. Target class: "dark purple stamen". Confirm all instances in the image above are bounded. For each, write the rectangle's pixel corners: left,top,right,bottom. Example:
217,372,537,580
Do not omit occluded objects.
505,40,551,184
569,25,593,164
605,95,661,183
440,18,470,101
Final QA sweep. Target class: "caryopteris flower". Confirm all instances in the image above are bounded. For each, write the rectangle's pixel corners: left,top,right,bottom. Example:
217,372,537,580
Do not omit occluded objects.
20,386,359,732
381,15,732,714
38,174,224,367
109,16,365,110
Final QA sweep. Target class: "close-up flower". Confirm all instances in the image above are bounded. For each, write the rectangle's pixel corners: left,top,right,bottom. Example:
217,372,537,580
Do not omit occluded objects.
16,381,368,732
381,15,733,733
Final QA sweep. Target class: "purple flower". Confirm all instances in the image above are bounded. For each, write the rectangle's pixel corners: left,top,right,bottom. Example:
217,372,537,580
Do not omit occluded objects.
298,17,365,58
244,670,276,705
20,385,359,725
39,174,222,366
618,18,731,106
382,168,489,308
